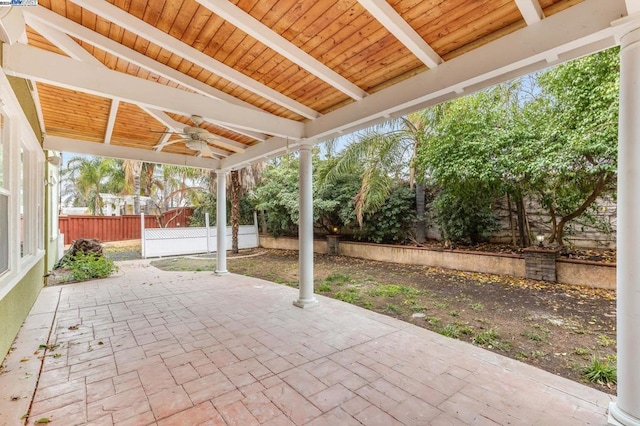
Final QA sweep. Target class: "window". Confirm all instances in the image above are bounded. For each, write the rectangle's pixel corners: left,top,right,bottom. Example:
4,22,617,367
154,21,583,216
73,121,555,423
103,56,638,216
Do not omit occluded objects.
0,113,8,274
0,71,46,289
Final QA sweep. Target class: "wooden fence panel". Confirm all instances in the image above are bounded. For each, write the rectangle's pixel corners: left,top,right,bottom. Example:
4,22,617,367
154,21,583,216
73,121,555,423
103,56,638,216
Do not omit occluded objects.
58,208,193,244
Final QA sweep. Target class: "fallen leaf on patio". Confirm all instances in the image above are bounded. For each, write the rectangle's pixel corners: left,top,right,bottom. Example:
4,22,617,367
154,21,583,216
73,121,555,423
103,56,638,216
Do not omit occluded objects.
10,396,20,401
20,414,28,419
97,341,104,345
52,354,62,359
19,358,29,363
68,325,79,330
34,418,51,423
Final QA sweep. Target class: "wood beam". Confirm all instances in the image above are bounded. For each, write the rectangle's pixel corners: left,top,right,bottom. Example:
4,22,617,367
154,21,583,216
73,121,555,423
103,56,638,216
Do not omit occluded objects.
103,99,119,145
357,0,443,68
196,0,366,100
44,135,220,169
305,0,625,140
24,7,263,115
515,0,545,25
26,17,101,65
223,0,627,169
69,0,319,119
3,44,305,138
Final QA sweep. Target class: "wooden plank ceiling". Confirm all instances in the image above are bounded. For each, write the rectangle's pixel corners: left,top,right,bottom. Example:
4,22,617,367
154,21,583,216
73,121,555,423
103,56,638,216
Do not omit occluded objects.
1,0,630,169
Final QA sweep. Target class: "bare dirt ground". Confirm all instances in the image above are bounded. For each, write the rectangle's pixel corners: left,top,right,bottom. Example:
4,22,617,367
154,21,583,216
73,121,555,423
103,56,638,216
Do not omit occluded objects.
149,248,617,395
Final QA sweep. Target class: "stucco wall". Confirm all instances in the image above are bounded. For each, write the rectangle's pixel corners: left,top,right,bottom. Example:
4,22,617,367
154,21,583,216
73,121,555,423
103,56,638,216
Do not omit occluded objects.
260,236,328,254
0,257,45,362
340,242,525,278
260,236,616,289
557,260,616,290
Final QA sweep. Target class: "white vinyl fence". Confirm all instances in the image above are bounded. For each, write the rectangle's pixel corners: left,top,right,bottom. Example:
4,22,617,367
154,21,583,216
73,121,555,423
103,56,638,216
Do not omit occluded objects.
141,213,259,258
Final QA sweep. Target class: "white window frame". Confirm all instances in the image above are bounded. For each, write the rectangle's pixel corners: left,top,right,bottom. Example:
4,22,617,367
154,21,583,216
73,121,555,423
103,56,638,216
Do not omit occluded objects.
0,69,45,298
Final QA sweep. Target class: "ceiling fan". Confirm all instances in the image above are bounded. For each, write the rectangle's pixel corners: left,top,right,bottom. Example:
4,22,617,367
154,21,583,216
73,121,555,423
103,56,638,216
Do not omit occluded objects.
154,115,221,158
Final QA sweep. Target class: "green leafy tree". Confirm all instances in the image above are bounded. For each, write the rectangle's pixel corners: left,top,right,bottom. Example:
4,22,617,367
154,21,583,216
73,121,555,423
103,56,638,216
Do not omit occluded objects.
533,47,619,245
417,89,506,245
252,153,348,236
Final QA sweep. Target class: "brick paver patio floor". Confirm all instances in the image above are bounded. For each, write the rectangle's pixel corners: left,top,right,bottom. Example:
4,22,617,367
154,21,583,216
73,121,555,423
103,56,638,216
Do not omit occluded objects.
0,260,612,425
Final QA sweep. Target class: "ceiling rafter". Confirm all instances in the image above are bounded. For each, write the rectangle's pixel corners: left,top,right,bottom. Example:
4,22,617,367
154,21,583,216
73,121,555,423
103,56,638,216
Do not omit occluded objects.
27,17,125,147
68,0,320,120
2,43,305,138
357,0,443,69
20,20,251,155
515,0,545,25
196,0,367,100
103,100,119,145
45,135,221,169
224,0,626,170
24,7,270,143
26,16,101,66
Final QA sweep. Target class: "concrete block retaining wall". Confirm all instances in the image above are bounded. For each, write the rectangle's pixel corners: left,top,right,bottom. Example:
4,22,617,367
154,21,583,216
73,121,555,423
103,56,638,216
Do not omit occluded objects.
259,236,615,290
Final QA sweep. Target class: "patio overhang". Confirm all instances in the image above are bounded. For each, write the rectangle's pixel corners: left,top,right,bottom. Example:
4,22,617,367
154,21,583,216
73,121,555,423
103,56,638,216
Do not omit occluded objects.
0,0,630,172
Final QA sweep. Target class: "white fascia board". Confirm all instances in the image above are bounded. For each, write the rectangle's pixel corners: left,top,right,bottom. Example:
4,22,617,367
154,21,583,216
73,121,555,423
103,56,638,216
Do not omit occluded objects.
103,99,119,145
3,44,305,138
24,6,265,117
69,0,319,120
515,0,544,25
44,135,220,169
304,0,627,142
196,0,366,100
357,0,443,68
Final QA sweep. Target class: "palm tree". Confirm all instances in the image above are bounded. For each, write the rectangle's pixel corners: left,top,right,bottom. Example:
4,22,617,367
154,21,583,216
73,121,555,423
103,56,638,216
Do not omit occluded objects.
62,156,124,215
325,108,444,243
228,164,263,253
123,160,143,214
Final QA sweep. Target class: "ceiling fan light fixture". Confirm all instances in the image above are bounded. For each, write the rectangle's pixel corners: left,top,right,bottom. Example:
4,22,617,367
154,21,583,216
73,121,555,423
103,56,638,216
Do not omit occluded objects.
190,115,205,126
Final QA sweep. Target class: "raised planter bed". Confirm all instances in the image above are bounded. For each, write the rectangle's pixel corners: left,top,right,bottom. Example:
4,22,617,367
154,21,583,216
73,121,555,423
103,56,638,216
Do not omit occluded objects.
259,236,615,290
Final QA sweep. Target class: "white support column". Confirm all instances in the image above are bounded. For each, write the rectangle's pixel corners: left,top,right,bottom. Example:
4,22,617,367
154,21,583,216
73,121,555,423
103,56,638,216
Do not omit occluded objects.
293,143,318,308
215,170,228,276
609,26,640,426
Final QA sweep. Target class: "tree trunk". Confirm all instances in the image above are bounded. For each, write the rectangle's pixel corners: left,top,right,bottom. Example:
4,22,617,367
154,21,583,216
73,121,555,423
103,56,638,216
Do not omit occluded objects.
515,194,529,247
506,193,516,246
260,210,267,234
553,173,610,246
415,182,426,244
230,170,240,254
130,161,143,215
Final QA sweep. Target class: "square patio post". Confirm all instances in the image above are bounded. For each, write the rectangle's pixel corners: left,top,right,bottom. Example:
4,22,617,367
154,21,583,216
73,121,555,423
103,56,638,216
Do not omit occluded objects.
215,170,228,276
609,25,640,426
294,143,318,308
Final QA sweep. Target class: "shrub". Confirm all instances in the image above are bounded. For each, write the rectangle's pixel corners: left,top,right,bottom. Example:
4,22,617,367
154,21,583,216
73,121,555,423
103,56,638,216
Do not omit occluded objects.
67,252,117,282
355,185,416,244
432,187,499,245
